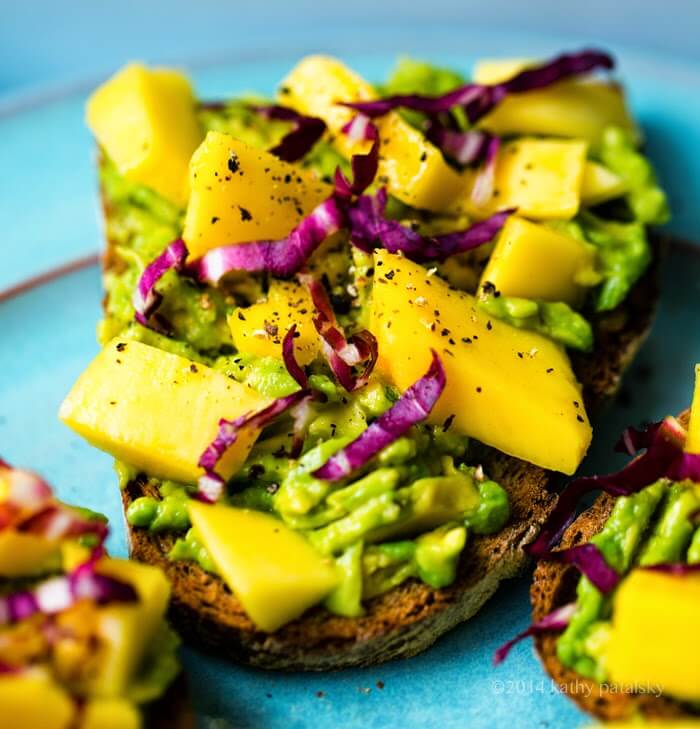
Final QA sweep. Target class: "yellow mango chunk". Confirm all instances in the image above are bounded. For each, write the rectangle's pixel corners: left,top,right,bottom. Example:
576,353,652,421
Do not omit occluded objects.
183,131,331,260
280,55,465,212
81,699,141,729
0,531,60,578
0,672,76,729
189,502,338,631
451,138,587,220
369,250,591,474
581,161,627,206
228,281,321,365
86,64,202,206
685,364,700,454
77,559,169,698
472,58,636,146
473,58,534,84
479,216,598,306
606,569,700,702
61,541,92,572
60,339,267,484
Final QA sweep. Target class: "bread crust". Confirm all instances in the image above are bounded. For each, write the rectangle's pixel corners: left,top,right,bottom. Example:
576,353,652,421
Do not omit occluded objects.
102,168,661,670
530,411,698,721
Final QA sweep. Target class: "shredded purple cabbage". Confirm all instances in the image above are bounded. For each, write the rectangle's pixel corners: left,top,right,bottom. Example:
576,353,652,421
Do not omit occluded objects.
313,351,445,481
251,104,326,163
527,417,700,588
334,115,380,198
424,121,493,166
197,390,311,502
347,188,512,262
551,543,620,593
282,325,308,388
493,602,577,665
343,49,614,125
470,136,501,207
299,273,378,392
0,461,107,547
132,239,188,330
192,197,344,283
0,561,137,627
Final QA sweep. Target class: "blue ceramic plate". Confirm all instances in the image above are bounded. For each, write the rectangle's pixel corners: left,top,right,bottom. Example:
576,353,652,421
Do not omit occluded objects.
2,27,700,729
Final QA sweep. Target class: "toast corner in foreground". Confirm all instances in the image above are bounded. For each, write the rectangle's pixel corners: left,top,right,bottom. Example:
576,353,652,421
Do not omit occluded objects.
530,412,697,722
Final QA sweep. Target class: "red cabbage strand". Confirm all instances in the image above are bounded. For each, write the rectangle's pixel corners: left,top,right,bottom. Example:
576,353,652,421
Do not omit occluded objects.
347,188,512,262
192,197,344,283
251,104,326,163
313,350,446,481
343,49,614,125
0,560,137,627
494,602,577,665
527,417,700,585
197,390,312,502
298,273,378,392
334,114,380,198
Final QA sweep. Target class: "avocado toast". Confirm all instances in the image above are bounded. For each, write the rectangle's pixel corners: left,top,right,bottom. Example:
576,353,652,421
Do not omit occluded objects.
61,50,667,669
0,460,192,729
529,385,700,720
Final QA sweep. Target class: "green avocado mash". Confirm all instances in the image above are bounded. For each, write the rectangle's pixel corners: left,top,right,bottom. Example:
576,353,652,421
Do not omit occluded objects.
107,58,665,617
557,480,700,682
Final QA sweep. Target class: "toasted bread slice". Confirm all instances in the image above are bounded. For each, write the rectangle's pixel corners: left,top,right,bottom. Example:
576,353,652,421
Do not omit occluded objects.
102,166,661,669
530,410,698,721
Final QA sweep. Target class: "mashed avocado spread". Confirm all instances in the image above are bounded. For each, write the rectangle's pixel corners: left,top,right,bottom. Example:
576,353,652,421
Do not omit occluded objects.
101,58,667,616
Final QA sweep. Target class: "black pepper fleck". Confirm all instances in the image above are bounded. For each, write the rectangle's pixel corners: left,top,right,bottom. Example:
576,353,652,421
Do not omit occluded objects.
227,153,240,173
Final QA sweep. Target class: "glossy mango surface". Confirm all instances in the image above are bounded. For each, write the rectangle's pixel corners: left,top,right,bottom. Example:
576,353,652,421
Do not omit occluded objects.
369,250,591,474
189,502,338,631
281,55,465,212
451,138,587,220
606,569,700,702
86,64,202,206
183,131,331,259
60,339,267,484
686,364,700,454
228,281,321,365
479,216,598,305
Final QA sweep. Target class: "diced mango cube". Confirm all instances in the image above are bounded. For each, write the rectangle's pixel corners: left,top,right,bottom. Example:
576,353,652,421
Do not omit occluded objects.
0,672,76,729
686,364,700,454
0,531,60,578
280,55,465,212
581,161,627,206
182,132,332,260
369,250,591,474
81,699,141,729
479,216,598,305
59,339,267,484
473,58,533,84
86,64,202,206
606,569,700,702
472,58,637,146
451,138,588,220
188,502,338,631
228,281,321,365
87,559,170,698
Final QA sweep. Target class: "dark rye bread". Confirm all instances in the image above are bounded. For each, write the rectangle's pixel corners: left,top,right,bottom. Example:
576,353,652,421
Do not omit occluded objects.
530,410,697,721
102,174,661,669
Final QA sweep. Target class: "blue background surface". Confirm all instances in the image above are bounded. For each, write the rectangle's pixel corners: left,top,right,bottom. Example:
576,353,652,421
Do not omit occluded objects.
2,5,700,729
